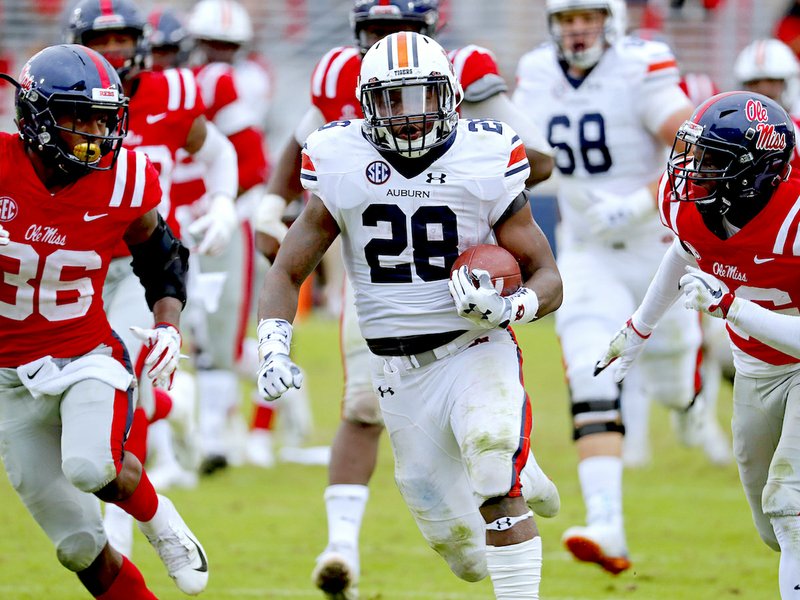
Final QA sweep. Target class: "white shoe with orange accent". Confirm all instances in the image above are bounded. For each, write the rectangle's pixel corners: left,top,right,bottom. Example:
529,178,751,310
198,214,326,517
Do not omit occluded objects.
562,524,631,575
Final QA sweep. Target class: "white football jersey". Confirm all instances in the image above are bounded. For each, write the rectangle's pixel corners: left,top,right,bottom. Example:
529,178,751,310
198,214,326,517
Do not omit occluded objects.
513,37,692,245
301,119,529,340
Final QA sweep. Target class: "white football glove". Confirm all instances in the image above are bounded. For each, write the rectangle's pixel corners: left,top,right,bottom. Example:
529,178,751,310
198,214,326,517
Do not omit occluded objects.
0,224,9,246
256,318,304,400
449,266,512,328
254,192,289,242
186,193,238,256
585,187,654,240
130,323,181,390
594,318,652,383
679,266,736,320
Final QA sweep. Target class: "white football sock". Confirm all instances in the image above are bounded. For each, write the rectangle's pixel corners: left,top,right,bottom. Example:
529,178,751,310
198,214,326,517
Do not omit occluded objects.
325,484,369,550
771,515,800,598
486,536,542,599
578,455,623,527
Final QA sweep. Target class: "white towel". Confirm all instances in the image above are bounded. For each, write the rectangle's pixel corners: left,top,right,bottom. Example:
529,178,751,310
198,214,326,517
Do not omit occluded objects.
17,354,133,400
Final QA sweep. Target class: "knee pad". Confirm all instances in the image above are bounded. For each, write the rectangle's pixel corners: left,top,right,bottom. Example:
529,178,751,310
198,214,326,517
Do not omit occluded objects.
62,456,116,494
763,479,800,526
571,396,625,441
56,529,105,572
462,436,519,501
432,538,486,582
342,386,383,425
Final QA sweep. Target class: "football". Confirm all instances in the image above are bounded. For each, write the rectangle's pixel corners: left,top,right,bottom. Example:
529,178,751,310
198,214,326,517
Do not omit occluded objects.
451,244,522,296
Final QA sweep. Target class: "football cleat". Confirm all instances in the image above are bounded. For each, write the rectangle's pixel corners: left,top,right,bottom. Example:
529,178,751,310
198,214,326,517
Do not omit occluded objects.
519,456,560,518
312,543,359,599
139,495,208,595
245,429,276,469
562,524,631,575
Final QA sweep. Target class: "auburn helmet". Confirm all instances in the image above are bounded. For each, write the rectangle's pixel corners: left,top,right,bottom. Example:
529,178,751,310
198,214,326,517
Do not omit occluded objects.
2,45,128,175
66,0,150,79
350,0,439,54
546,0,627,69
734,39,800,111
358,32,461,157
668,91,794,214
188,0,253,45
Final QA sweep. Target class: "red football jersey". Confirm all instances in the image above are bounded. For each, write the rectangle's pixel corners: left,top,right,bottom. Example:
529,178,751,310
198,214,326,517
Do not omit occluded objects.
122,68,204,242
0,134,161,366
310,44,505,122
659,170,800,367
171,60,270,208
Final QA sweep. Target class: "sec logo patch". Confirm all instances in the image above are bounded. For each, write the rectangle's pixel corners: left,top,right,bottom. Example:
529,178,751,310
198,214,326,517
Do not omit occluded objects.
366,161,391,185
0,197,18,222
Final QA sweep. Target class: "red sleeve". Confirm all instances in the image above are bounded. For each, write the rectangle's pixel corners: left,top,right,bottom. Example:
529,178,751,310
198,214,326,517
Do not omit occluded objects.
204,71,238,122
229,127,270,191
448,45,507,102
310,47,363,122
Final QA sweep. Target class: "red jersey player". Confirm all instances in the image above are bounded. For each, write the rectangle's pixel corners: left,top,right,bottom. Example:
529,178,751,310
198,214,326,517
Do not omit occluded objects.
596,92,800,598
0,44,206,599
252,2,558,598
66,0,238,555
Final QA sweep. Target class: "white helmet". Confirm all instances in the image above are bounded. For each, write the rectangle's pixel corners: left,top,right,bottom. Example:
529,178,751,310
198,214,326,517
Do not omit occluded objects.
188,0,253,45
734,39,800,110
357,32,462,157
546,0,626,70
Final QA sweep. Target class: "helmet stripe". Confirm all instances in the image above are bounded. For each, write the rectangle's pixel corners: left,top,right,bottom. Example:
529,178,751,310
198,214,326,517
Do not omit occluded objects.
100,0,114,16
692,91,742,122
387,35,394,70
411,31,419,67
83,47,113,88
397,31,409,68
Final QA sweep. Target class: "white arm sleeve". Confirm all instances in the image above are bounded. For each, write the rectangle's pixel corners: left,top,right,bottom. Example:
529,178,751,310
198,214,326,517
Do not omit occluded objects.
293,106,327,146
190,121,238,199
460,93,555,156
632,238,696,332
727,299,800,360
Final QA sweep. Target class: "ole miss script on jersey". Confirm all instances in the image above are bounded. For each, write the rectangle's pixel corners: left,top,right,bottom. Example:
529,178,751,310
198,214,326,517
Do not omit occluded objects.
310,44,507,122
0,133,161,366
659,168,800,372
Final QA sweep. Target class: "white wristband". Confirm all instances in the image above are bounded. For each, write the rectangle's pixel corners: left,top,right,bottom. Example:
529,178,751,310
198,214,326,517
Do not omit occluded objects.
257,318,293,361
507,287,539,326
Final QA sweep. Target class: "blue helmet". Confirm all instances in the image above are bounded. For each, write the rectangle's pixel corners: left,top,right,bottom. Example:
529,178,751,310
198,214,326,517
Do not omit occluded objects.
668,91,795,215
66,0,150,80
2,45,129,175
148,7,191,69
350,0,439,54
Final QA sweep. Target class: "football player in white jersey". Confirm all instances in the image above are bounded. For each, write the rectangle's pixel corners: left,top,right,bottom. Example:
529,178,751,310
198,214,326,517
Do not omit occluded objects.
513,0,706,574
256,32,562,600
254,2,558,597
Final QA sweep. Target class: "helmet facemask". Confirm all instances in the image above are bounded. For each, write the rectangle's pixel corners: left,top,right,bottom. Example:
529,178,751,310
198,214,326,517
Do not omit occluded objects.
360,75,458,157
548,4,617,70
19,91,129,175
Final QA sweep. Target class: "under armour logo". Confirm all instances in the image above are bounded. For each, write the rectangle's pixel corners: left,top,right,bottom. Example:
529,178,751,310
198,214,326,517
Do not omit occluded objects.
377,386,394,397
494,517,512,530
426,172,447,184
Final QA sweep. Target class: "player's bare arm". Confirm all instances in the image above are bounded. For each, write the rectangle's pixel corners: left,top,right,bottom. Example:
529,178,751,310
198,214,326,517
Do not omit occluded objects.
257,194,340,323
494,197,562,318
182,113,208,154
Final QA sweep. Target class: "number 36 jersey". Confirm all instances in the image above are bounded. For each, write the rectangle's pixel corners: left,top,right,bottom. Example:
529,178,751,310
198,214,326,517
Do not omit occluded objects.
301,119,529,340
513,37,691,245
0,133,161,367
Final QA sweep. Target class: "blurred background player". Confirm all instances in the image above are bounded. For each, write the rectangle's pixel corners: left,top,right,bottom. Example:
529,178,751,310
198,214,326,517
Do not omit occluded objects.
513,0,718,574
253,1,559,598
0,43,206,598
65,0,239,556
172,0,294,473
147,7,192,72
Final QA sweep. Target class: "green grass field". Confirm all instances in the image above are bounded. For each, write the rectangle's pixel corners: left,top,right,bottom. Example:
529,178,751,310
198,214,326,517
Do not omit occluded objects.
0,314,778,599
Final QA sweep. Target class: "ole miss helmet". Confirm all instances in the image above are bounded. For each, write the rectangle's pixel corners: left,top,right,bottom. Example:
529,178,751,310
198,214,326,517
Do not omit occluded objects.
66,0,150,80
350,0,439,54
669,91,795,214
1,44,128,175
